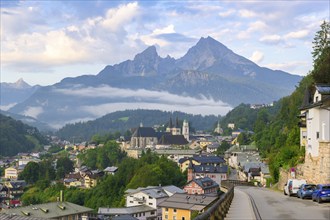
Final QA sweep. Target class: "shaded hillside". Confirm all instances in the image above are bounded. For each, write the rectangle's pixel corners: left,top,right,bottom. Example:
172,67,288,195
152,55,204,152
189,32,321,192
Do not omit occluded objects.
56,109,219,141
0,114,49,156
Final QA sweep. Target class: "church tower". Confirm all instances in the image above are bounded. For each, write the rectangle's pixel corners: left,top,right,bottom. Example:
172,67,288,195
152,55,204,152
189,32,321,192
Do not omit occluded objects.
182,119,189,141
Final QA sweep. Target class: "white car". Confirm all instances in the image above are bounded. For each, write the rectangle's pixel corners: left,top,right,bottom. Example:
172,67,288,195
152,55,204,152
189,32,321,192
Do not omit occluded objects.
284,179,307,196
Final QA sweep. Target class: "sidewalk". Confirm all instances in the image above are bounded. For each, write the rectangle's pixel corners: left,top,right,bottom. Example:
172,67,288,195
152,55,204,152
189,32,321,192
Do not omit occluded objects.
225,188,256,220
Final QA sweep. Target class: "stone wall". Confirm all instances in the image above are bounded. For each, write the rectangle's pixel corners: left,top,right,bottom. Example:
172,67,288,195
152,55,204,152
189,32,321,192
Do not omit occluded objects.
301,141,330,184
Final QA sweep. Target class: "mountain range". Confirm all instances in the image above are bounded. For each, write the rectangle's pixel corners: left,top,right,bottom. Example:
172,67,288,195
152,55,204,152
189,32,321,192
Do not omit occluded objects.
6,36,301,129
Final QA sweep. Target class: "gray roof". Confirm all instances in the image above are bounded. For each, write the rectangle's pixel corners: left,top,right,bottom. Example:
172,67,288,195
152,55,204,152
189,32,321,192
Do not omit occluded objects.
189,177,219,190
125,186,168,199
112,215,138,220
179,155,225,164
158,134,188,145
131,127,157,138
104,166,118,172
243,162,269,173
193,164,228,174
3,202,93,219
162,185,185,195
316,84,330,95
158,193,217,211
0,213,44,220
98,205,155,215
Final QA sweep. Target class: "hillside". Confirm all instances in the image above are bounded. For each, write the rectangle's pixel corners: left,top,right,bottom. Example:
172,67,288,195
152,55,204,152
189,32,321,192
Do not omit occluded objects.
0,114,49,156
8,36,300,129
56,109,219,141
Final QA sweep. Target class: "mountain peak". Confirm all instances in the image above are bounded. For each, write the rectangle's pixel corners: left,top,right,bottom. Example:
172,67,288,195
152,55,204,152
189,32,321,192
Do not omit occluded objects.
12,78,31,89
134,45,158,61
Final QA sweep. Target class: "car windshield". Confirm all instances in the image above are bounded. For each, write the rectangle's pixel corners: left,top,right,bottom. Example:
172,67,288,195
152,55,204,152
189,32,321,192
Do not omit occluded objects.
322,186,330,190
305,185,316,190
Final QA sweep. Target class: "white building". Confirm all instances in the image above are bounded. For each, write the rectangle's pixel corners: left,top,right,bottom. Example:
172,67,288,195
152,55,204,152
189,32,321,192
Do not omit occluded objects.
299,84,330,184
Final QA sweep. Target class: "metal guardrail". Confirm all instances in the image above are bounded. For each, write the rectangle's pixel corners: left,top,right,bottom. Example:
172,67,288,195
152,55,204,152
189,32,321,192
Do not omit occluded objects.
194,180,254,220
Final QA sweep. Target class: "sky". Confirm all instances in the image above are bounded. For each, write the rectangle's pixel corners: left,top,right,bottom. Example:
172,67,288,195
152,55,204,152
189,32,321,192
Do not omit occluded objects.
1,0,329,86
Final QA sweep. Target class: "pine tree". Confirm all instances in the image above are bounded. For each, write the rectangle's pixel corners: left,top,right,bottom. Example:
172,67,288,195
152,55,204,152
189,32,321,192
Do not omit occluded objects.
311,20,330,83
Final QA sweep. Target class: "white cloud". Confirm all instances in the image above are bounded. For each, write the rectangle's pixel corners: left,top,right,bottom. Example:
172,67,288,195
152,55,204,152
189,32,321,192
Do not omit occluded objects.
101,2,139,31
250,51,264,63
0,103,17,111
81,102,231,118
259,35,282,44
239,9,257,18
22,106,44,118
53,85,232,117
264,61,309,74
219,9,236,17
140,24,176,47
284,30,309,39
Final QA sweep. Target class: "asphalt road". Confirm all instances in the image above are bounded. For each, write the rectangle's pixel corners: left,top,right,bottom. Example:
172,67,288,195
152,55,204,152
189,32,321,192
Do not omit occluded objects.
238,186,330,220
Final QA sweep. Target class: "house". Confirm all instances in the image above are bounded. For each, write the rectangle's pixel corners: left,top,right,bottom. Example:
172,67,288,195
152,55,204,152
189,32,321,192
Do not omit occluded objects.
158,193,218,220
206,143,219,153
4,180,26,199
187,162,227,186
98,205,156,220
184,177,219,195
179,155,226,172
84,173,100,188
99,185,185,220
4,167,18,180
299,84,330,184
2,201,93,219
104,166,118,175
125,185,185,220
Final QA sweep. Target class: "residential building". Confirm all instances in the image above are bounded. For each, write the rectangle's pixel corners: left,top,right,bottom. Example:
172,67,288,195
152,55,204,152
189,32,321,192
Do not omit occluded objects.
187,162,227,186
4,180,26,199
158,193,218,220
125,185,185,220
183,177,219,195
299,84,330,184
4,167,18,180
98,205,156,220
179,155,226,172
104,166,118,175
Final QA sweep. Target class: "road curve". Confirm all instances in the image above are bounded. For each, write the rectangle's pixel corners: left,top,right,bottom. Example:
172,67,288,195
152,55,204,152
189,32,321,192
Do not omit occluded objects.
238,186,330,220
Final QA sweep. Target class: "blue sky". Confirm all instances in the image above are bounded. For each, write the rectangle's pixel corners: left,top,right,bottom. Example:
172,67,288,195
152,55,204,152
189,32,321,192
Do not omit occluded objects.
1,0,329,86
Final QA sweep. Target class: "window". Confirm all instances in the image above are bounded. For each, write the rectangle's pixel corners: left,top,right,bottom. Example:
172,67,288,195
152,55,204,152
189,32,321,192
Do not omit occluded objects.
174,209,177,213
151,211,155,215
165,208,168,212
182,217,185,220
165,214,168,219
317,132,320,139
149,203,153,205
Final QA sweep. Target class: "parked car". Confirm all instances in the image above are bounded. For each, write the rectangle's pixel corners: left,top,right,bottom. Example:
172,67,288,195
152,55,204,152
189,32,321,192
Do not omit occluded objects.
284,179,306,196
297,184,316,199
312,184,330,203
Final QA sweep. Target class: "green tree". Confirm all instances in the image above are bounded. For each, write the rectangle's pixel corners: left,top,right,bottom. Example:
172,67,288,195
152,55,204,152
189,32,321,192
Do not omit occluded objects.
216,141,231,156
19,162,40,184
311,20,330,83
56,157,74,177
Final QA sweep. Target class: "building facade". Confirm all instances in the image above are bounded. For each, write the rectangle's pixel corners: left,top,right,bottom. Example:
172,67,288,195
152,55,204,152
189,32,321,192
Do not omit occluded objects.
299,84,330,184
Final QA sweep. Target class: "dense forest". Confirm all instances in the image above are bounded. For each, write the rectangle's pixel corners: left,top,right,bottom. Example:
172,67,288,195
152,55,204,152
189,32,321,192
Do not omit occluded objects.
20,141,186,209
0,114,48,157
56,109,220,141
